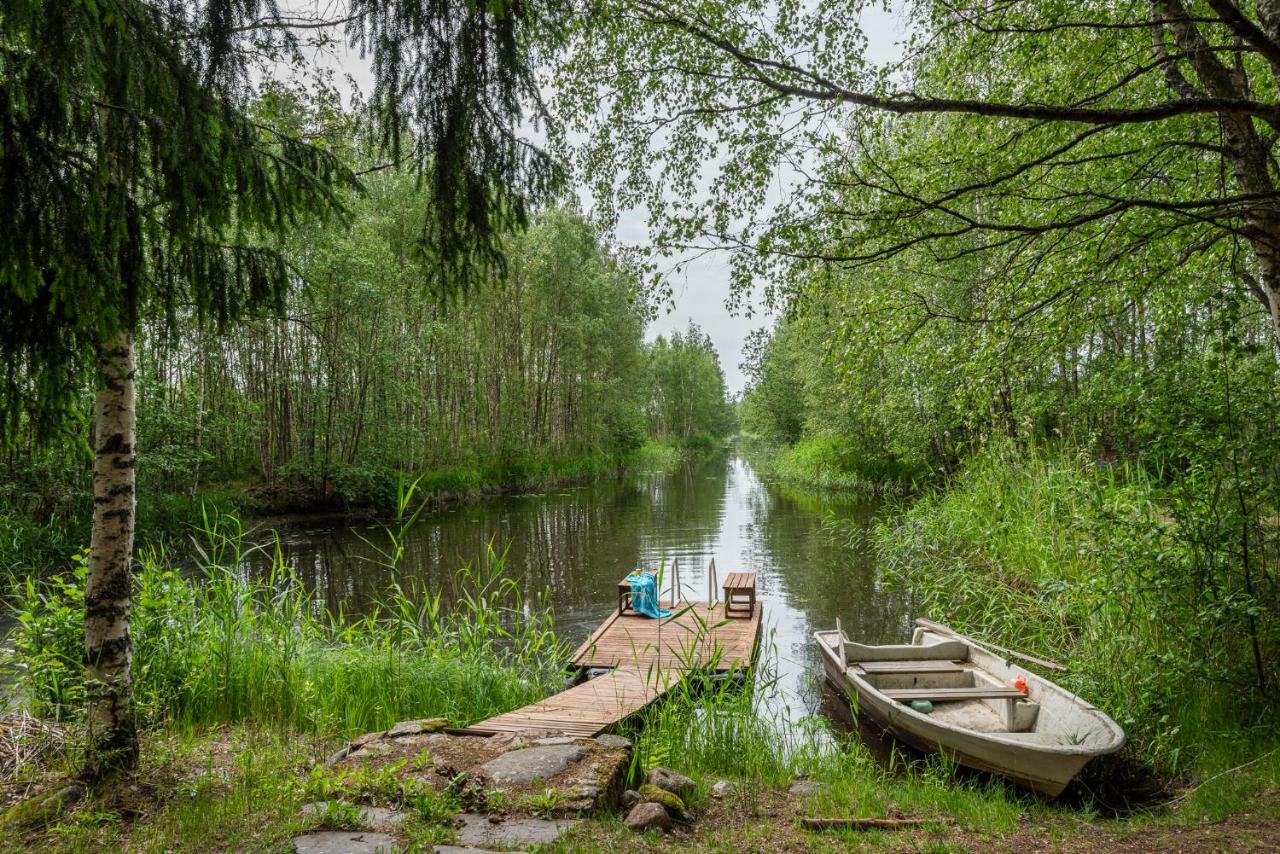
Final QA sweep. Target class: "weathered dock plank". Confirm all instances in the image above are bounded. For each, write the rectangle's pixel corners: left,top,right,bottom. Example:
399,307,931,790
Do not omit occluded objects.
571,602,761,672
464,600,762,737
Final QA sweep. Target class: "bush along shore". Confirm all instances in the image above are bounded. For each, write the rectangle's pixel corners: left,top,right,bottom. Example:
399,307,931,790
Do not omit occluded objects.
1,508,1278,850
0,439,692,590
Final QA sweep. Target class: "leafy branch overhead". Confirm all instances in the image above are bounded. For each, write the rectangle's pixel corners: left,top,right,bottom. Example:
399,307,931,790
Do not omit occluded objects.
0,0,568,441
557,0,1280,342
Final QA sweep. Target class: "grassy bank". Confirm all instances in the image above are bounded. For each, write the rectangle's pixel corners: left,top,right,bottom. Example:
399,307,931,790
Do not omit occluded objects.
850,441,1280,805
743,435,915,494
0,440,688,586
247,440,688,515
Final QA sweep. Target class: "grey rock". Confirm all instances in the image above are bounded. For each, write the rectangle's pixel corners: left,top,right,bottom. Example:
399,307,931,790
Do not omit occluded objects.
620,789,641,809
350,742,391,759
624,802,671,833
593,734,632,749
478,744,587,786
788,780,823,797
433,848,507,854
52,785,85,809
388,717,448,737
322,746,351,768
533,736,579,746
710,780,734,799
645,767,695,799
455,813,579,847
567,783,600,801
293,831,397,854
357,806,407,831
350,731,385,749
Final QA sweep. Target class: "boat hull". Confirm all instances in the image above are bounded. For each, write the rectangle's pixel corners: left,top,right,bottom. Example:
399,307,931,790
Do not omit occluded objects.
818,637,1100,797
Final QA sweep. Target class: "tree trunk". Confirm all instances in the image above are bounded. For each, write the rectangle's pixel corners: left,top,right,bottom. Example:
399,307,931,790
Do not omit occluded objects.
83,332,138,779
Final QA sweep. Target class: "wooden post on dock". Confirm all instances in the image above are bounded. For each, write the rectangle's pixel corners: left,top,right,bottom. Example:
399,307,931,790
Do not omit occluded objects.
708,558,718,604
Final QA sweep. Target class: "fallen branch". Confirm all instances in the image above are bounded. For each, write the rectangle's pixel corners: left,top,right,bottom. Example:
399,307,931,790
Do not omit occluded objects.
1165,745,1280,806
800,816,957,831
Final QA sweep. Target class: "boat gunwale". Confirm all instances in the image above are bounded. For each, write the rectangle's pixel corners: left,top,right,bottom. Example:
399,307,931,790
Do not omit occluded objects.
815,627,1126,758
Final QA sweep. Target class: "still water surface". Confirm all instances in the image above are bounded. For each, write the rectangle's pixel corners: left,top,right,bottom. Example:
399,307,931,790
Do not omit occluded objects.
245,451,915,723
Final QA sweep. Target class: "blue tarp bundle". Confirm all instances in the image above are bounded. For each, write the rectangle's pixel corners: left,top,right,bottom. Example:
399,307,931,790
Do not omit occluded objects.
625,570,669,619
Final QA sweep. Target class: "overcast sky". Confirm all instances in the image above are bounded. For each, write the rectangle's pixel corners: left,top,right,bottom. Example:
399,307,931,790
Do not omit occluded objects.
302,3,908,393
635,4,908,392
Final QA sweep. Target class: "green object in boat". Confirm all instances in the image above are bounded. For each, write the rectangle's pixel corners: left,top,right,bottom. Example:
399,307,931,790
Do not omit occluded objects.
909,700,934,714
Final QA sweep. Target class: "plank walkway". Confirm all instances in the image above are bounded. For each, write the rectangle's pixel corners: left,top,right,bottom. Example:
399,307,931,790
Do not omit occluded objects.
464,601,762,737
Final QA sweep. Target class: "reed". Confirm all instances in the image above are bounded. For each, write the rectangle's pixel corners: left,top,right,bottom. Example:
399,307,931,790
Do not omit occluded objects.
865,439,1280,793
4,498,570,738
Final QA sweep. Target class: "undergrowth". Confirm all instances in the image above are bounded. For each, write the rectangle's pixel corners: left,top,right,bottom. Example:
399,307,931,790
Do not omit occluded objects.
3,486,569,740
859,440,1280,803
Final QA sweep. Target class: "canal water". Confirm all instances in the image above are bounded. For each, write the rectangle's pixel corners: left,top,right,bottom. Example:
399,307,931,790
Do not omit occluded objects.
243,450,914,724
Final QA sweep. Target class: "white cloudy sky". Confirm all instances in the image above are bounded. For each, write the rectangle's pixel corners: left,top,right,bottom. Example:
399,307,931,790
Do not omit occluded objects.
290,3,909,392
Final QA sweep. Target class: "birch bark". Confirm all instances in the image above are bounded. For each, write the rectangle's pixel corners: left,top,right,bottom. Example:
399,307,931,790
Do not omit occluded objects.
84,332,138,778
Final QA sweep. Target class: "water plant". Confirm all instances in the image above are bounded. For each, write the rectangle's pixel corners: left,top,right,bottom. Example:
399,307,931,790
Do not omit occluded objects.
2,503,570,740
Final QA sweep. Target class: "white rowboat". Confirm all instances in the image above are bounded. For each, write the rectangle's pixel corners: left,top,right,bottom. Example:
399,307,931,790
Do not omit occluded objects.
814,620,1125,796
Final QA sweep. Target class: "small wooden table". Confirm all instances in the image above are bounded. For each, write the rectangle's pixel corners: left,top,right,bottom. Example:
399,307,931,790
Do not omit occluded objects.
617,571,656,616
723,571,757,618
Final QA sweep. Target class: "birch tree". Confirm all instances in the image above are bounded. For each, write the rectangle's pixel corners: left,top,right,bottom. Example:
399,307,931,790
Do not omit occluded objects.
1,0,566,779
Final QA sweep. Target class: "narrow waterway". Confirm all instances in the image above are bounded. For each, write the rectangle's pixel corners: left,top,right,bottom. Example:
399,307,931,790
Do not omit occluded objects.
243,451,914,724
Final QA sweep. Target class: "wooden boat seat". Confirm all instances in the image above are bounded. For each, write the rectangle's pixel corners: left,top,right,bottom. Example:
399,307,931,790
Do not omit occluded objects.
885,687,1026,702
857,660,965,674
846,640,968,662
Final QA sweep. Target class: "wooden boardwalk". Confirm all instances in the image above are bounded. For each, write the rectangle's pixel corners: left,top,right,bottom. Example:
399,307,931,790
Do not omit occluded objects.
465,601,762,737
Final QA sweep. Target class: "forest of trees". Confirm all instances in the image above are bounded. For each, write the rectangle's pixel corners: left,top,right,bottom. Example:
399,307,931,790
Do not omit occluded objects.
3,167,735,554
5,0,1280,844
558,0,1280,784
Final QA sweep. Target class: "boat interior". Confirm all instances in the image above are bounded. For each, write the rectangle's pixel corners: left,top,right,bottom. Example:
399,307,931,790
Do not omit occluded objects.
824,633,1045,736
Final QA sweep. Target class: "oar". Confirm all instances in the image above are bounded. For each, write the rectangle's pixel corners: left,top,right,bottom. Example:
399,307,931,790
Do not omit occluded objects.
915,618,1068,673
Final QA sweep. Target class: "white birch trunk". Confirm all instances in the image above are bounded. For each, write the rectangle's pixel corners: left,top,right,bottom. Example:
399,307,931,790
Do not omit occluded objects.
84,332,138,776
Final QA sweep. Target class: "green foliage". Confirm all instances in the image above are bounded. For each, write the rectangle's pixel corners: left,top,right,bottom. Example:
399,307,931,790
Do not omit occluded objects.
2,513,570,736
2,0,571,443
867,440,1280,776
0,1,354,440
130,199,652,506
646,321,736,441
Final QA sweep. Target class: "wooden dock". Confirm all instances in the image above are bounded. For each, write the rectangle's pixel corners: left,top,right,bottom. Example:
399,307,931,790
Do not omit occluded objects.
465,601,762,737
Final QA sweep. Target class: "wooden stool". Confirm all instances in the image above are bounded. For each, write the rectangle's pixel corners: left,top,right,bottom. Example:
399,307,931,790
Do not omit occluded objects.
617,571,655,615
723,571,757,618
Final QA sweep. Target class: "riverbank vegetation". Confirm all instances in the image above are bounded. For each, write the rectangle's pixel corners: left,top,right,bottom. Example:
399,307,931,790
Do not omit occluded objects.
555,0,1280,815
0,138,735,584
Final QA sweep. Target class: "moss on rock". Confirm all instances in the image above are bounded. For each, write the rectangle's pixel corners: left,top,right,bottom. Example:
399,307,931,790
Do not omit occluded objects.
638,783,686,818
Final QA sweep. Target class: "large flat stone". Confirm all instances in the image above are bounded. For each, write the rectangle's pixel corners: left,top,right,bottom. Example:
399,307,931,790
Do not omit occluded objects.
456,813,580,847
388,717,448,737
294,831,397,854
478,744,587,786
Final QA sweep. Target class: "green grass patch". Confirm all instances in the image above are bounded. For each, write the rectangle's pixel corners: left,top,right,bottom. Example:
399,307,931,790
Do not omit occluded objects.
864,439,1280,793
4,506,570,738
753,435,914,494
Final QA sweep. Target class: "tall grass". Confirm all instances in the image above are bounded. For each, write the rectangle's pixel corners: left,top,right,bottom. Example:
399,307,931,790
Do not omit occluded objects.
4,498,569,737
749,435,914,494
863,440,1280,786
618,642,1028,827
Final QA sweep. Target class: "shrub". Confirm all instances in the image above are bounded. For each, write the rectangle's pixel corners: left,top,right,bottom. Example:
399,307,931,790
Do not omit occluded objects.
2,510,569,736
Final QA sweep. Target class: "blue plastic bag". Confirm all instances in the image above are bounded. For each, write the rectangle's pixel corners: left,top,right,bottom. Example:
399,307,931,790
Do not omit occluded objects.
625,570,670,619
